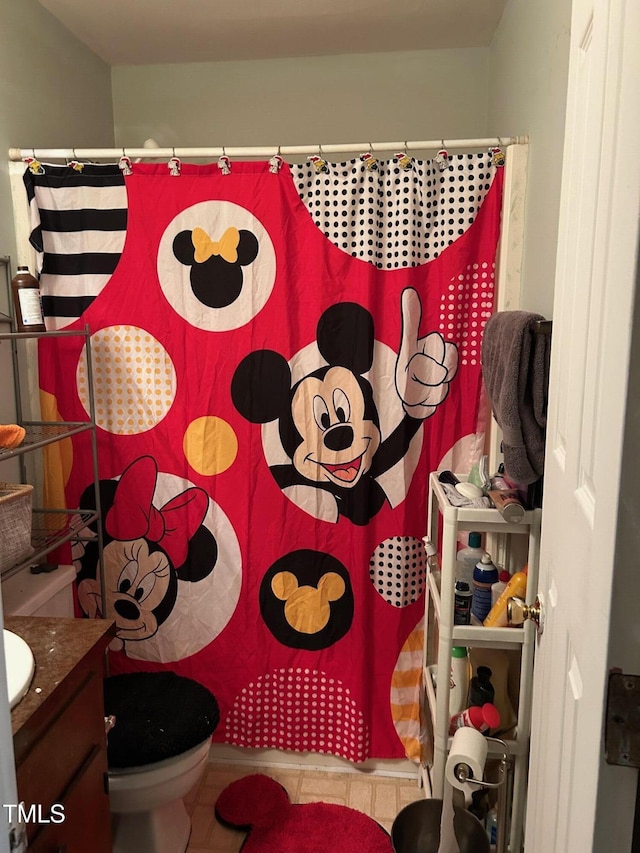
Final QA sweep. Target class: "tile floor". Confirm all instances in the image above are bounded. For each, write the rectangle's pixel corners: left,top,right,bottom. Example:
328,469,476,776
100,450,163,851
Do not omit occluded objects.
185,762,424,852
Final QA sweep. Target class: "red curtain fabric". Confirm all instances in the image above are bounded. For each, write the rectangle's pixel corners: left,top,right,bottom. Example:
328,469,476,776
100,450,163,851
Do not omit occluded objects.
36,157,503,761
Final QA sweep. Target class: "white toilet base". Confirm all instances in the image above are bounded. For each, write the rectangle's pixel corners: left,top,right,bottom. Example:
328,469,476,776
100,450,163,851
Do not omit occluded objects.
108,739,210,853
112,797,191,853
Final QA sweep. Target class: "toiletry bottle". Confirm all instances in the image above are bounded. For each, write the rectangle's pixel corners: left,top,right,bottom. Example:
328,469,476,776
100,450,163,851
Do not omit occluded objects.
491,570,511,606
449,702,501,735
469,647,518,734
483,565,529,628
11,266,45,332
449,647,470,715
454,580,472,625
422,536,438,571
488,475,525,522
472,553,499,622
455,531,486,586
468,666,495,707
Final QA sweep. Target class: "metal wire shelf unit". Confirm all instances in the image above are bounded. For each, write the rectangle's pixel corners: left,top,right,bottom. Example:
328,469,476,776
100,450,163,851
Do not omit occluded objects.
0,256,104,602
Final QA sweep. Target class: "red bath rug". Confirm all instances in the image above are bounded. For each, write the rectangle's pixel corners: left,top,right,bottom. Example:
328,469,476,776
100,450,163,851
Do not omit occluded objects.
215,774,394,852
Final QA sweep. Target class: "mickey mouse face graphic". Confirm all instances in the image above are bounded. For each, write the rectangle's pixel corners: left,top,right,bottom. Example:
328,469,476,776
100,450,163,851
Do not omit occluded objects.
290,365,381,489
232,289,459,526
260,550,354,650
76,456,218,651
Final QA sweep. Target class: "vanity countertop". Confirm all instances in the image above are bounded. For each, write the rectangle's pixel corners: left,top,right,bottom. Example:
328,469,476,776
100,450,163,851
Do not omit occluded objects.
5,616,116,744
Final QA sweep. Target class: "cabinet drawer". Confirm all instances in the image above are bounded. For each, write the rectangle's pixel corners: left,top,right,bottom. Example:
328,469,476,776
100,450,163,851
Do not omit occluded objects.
17,668,105,842
28,743,111,853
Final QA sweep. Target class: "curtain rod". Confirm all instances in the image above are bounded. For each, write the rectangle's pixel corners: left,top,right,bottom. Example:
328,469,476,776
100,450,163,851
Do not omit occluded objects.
8,136,528,162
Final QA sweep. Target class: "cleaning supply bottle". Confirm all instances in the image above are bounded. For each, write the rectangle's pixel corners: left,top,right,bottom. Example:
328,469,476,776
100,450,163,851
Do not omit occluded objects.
449,702,501,735
491,570,511,606
449,647,470,715
456,532,486,586
468,666,495,707
483,565,529,628
472,553,499,622
11,266,45,332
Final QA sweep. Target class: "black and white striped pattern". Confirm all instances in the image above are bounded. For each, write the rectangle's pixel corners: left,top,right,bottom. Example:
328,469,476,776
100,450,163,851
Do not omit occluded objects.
24,164,127,329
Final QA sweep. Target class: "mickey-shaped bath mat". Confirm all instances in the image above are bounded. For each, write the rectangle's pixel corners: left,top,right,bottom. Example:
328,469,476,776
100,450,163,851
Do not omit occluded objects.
215,774,394,852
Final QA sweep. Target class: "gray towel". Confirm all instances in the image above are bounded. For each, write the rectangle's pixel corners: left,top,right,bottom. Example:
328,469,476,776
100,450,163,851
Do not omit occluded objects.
481,311,551,484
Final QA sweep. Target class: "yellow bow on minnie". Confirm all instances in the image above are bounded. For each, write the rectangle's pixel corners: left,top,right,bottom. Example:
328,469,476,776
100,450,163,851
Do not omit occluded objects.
192,226,240,263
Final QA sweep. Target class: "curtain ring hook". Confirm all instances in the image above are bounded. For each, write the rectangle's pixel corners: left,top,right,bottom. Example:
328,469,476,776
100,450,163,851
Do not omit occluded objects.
172,147,176,158
318,143,323,158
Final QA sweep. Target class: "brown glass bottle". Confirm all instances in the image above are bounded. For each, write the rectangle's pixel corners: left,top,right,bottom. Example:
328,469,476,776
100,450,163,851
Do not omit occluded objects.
11,266,45,332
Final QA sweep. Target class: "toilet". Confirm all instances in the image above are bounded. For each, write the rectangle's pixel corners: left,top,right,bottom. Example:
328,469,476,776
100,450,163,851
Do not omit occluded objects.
1,563,76,618
2,566,219,853
104,671,219,853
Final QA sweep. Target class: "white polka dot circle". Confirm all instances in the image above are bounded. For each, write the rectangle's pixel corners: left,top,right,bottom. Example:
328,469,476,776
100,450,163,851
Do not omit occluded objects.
225,668,369,762
77,325,176,434
156,199,276,332
439,262,495,366
369,536,427,607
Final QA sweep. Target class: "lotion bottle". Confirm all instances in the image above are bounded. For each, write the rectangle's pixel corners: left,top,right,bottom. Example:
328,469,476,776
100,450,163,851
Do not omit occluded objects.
483,565,529,628
456,531,486,586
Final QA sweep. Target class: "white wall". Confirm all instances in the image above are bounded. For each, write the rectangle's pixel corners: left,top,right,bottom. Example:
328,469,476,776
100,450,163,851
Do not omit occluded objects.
0,0,115,427
111,48,490,153
488,0,572,318
0,4,114,845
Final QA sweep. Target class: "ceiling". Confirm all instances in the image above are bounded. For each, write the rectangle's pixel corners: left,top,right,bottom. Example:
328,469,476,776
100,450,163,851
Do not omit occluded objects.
37,0,509,66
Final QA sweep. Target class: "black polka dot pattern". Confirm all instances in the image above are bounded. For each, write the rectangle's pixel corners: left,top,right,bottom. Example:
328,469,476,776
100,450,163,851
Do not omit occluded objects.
290,153,497,269
369,536,427,607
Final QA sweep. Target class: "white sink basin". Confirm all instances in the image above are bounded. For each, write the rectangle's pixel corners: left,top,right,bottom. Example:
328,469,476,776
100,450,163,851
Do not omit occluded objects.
3,629,35,709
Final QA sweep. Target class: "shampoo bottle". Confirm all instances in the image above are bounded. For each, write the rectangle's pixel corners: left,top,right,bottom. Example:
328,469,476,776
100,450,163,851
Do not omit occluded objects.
468,666,495,707
456,532,486,586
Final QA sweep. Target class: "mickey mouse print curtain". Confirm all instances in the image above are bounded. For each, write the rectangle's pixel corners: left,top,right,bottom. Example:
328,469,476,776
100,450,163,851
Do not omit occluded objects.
27,149,504,762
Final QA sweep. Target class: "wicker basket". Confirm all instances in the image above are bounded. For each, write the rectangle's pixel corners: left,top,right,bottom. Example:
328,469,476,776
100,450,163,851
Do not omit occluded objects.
0,483,34,573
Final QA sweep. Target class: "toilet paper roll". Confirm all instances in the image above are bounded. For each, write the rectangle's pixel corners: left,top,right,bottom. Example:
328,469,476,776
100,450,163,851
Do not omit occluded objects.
445,726,488,790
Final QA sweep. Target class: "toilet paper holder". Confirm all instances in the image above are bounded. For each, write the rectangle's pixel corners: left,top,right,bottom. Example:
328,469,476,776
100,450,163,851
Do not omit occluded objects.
451,737,511,853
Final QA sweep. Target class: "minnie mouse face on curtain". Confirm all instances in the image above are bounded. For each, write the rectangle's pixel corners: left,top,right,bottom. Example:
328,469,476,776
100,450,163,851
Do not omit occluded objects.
76,456,217,650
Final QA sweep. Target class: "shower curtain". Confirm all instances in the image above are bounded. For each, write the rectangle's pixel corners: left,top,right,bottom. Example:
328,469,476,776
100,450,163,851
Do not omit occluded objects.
26,151,503,762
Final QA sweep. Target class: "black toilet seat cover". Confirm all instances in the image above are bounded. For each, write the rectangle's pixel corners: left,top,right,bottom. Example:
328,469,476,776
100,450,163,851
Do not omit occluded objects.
104,671,220,769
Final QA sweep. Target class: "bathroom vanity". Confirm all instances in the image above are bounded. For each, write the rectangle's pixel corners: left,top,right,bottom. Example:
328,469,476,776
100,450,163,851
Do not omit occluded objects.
7,615,116,852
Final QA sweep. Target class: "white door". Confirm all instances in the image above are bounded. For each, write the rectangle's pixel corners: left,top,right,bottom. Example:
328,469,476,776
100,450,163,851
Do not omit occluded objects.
525,0,640,850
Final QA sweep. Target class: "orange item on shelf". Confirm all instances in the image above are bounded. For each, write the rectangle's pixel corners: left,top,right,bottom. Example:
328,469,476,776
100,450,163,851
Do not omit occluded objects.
0,424,26,450
483,564,528,628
